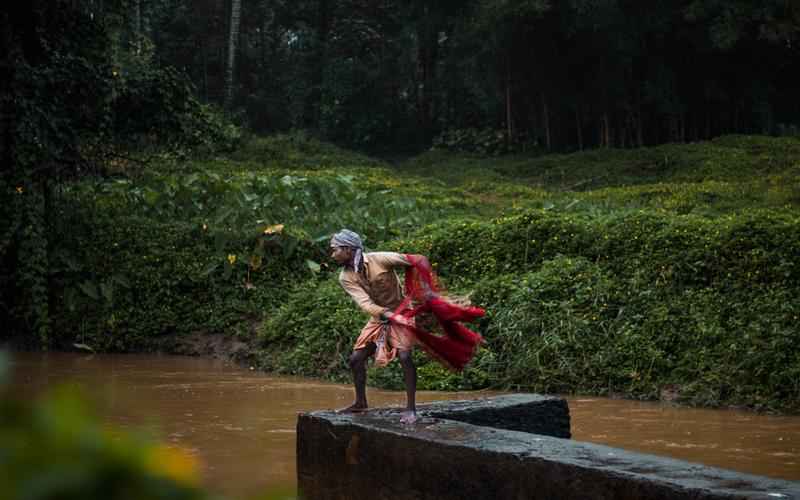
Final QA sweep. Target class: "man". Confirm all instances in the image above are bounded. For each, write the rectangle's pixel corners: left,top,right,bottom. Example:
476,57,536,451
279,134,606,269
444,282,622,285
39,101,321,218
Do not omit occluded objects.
329,229,421,424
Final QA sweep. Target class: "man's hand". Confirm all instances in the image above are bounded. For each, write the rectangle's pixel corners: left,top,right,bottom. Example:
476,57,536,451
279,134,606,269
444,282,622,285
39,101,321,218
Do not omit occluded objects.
421,281,438,300
381,311,412,328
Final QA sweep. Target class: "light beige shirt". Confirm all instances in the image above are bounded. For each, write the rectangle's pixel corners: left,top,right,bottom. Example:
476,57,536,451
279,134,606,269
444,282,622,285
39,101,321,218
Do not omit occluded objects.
338,252,410,318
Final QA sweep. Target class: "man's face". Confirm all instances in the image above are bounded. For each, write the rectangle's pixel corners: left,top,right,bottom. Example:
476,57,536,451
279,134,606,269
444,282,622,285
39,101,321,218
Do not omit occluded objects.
329,244,353,265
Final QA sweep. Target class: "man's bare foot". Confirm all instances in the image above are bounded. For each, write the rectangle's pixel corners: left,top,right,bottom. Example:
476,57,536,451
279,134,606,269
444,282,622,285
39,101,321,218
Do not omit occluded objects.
399,410,418,424
336,403,368,414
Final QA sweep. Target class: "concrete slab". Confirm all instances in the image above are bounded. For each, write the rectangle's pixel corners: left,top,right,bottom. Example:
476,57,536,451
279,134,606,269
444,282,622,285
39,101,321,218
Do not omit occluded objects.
297,395,800,500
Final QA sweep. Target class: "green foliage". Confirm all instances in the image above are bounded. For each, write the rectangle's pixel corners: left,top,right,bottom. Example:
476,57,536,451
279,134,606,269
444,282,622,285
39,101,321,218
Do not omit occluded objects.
433,129,539,156
418,135,800,191
257,278,358,379
397,209,800,291
6,131,800,413
470,265,800,410
9,138,469,350
108,33,243,159
389,209,799,410
111,64,242,156
318,57,412,150
473,256,618,393
0,1,243,346
226,133,385,169
0,385,211,500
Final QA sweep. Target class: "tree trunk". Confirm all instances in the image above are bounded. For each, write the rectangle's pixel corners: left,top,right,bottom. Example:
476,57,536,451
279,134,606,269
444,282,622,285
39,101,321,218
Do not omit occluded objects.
133,0,142,54
224,0,242,110
599,115,604,147
680,113,686,142
202,40,209,102
602,113,610,148
575,106,583,151
415,2,439,143
505,66,513,141
542,93,551,150
305,0,331,127
635,97,644,147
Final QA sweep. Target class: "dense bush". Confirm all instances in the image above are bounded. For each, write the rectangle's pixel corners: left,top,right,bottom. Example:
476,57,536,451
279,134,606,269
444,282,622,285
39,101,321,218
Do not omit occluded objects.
433,129,522,156
471,262,799,410
226,133,384,169
414,135,800,194
256,205,800,411
7,152,471,350
0,1,244,345
257,277,358,380
395,210,800,290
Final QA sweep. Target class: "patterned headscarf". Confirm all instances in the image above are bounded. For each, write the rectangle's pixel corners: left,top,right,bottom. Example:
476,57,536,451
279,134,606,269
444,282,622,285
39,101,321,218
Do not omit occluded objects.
331,229,364,272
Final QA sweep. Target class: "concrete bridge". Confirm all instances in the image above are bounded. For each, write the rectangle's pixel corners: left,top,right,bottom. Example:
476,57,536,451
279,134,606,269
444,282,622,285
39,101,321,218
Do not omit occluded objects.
297,394,799,500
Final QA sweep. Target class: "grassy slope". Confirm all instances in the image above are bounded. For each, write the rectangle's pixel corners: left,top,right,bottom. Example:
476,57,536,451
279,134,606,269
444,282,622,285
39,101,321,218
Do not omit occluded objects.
188,133,800,217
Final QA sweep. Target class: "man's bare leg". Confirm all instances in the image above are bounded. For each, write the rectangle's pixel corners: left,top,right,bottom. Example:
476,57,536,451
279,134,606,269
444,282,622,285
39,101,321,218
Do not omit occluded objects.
337,344,376,413
398,349,418,424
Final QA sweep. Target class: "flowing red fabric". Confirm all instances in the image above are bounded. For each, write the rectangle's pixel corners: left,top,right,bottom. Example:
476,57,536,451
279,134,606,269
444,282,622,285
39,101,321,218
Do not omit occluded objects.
392,254,485,371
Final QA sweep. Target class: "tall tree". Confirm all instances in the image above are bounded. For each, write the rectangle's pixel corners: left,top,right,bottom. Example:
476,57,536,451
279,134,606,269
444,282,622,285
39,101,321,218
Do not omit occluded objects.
225,0,242,110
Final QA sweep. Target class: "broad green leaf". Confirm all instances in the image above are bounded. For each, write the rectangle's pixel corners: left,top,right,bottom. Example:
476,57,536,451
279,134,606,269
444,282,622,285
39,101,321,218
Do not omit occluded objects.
78,281,98,300
73,343,95,353
112,274,131,288
203,261,220,276
100,282,113,303
283,238,299,259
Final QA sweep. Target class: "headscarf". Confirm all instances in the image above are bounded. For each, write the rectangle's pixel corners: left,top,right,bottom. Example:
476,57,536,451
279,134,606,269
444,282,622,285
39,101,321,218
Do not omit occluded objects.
331,229,364,272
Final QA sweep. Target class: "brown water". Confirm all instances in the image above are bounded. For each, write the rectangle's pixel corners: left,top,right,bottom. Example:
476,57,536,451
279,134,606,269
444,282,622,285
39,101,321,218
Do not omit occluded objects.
8,352,800,498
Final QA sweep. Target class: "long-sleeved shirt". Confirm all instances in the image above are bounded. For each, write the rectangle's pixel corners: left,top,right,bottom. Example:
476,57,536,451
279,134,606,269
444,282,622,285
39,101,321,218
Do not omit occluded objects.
338,251,410,318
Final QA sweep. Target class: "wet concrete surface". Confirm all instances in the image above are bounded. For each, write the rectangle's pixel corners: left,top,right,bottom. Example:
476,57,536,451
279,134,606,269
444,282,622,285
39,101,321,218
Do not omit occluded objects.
298,398,800,500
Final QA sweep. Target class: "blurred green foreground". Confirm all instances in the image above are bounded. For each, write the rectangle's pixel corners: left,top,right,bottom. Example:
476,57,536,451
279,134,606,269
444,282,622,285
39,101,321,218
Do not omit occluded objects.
0,351,294,500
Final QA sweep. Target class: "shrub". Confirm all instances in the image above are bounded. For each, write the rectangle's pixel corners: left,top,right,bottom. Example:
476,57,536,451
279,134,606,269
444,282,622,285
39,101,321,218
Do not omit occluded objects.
257,277,358,380
473,256,617,393
432,128,537,156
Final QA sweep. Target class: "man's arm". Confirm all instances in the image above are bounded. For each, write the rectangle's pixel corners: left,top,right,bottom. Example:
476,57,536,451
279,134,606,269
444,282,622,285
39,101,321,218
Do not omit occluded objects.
369,251,411,269
339,274,389,318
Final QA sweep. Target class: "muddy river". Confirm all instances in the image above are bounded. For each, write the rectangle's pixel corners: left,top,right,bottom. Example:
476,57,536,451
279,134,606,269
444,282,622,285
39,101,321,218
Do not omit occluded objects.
8,352,799,498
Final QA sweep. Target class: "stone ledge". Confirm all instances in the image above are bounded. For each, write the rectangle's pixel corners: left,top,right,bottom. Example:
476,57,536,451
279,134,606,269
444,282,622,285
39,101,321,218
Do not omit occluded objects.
418,393,571,438
296,395,800,500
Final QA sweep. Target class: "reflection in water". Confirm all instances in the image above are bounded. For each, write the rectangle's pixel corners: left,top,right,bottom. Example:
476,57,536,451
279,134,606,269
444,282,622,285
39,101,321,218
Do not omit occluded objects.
9,352,800,498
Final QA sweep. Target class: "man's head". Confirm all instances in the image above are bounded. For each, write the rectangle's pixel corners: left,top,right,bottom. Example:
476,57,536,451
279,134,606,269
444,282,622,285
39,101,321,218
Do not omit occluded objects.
329,244,353,265
329,229,364,269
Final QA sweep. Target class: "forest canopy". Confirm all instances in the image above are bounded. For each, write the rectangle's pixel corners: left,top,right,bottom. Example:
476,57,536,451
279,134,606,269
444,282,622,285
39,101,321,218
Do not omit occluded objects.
2,0,799,158
83,0,800,151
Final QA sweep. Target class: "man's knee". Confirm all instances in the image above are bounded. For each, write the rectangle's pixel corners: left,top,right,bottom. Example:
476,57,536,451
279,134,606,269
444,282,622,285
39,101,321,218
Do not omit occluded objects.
398,350,414,366
348,352,363,370
349,346,374,370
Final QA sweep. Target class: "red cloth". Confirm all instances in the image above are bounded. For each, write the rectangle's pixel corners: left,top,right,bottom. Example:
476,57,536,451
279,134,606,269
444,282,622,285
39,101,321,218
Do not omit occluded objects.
392,254,485,371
